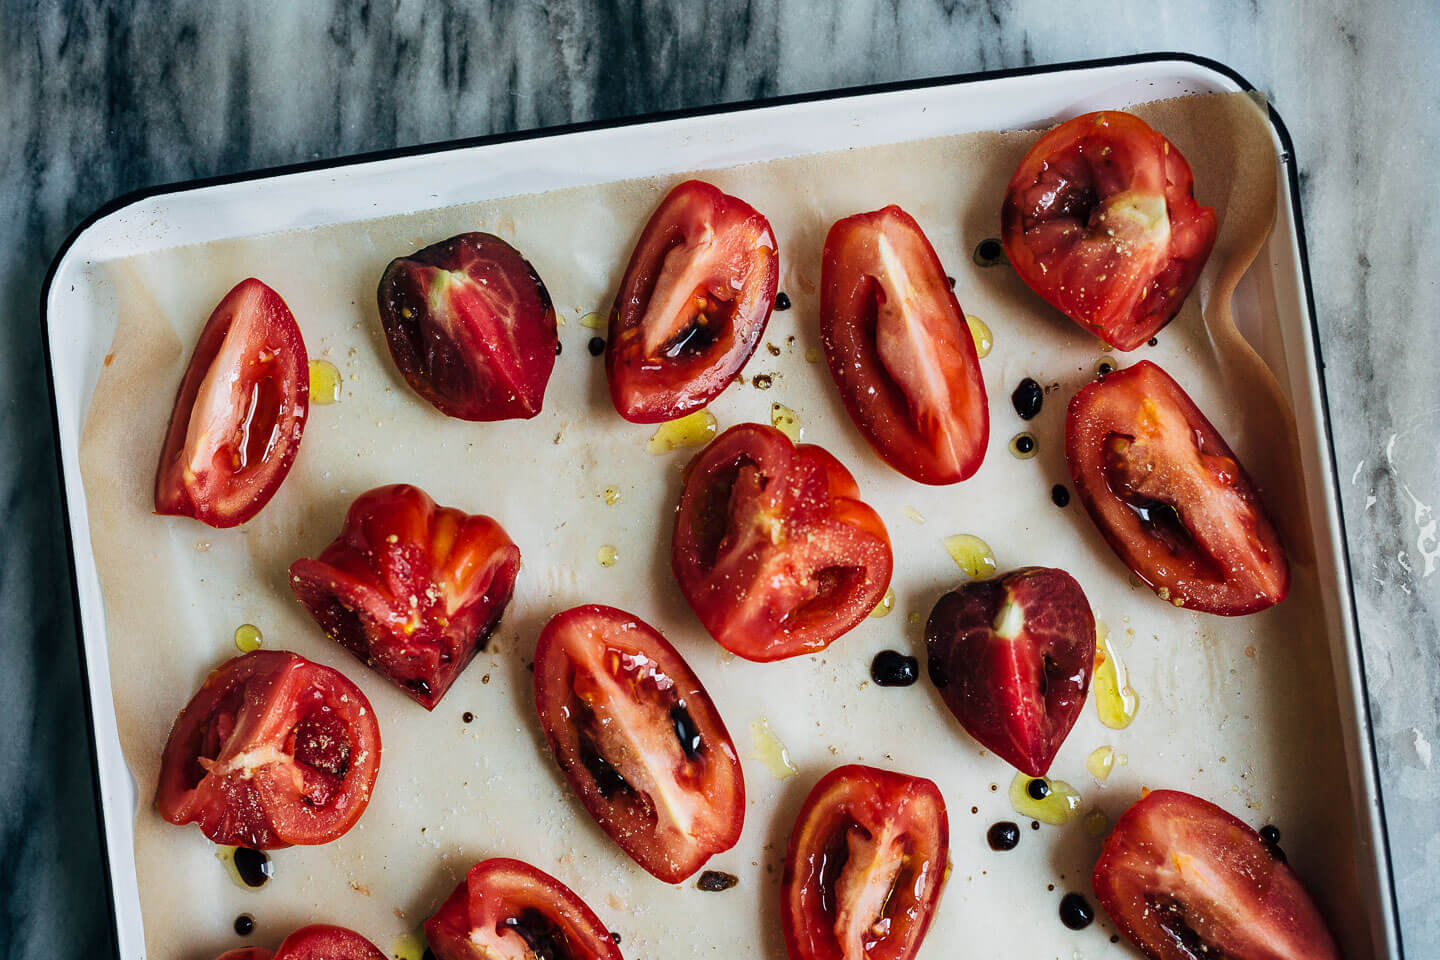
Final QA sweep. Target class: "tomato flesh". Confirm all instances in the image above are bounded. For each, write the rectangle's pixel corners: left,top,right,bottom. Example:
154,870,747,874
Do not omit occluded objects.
271,925,385,960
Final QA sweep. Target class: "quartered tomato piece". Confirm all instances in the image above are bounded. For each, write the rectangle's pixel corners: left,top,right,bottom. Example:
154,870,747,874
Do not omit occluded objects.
925,566,1094,777
425,858,621,960
1093,790,1340,960
289,484,520,710
782,765,948,960
820,206,989,484
154,278,308,528
1066,361,1289,615
1001,111,1218,351
672,423,893,661
156,650,381,849
534,605,744,882
607,179,779,422
377,232,558,420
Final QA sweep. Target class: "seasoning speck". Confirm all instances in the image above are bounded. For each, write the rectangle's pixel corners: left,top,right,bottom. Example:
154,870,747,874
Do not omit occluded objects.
697,870,738,892
752,373,773,390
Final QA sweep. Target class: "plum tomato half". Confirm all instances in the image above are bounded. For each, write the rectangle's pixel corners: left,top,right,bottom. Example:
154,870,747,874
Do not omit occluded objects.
154,278,308,528
606,179,779,422
377,232,558,421
820,205,989,484
534,604,744,882
1065,360,1289,615
672,423,893,661
156,650,381,849
782,765,949,960
289,484,521,710
1001,111,1218,351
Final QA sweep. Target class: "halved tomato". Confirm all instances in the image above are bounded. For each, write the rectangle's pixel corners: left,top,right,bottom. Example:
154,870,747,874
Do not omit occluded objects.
820,205,988,484
425,858,621,960
782,765,949,960
154,278,308,528
1065,360,1288,615
606,179,779,422
156,650,381,848
1093,790,1340,960
1001,111,1218,351
534,604,744,882
214,950,272,960
274,925,384,960
672,423,893,661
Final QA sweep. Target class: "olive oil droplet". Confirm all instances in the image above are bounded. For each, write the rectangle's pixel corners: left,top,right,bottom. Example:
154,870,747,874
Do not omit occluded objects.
1082,809,1110,838
902,505,926,525
966,315,993,358
805,347,823,363
1094,622,1139,729
1086,745,1115,781
602,486,621,505
308,359,342,404
647,410,717,454
233,623,263,653
770,402,803,442
596,545,619,568
578,311,607,329
750,717,798,780
869,586,896,618
943,534,997,579
1009,773,1082,825
390,931,427,960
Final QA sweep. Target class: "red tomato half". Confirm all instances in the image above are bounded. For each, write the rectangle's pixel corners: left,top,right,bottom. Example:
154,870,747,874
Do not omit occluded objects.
214,950,272,960
534,604,744,882
274,925,385,960
606,179,779,422
154,278,308,527
1093,790,1340,960
1002,111,1218,351
820,206,989,484
289,484,521,710
156,650,381,849
782,765,949,960
672,423,893,661
425,858,621,960
1065,360,1288,615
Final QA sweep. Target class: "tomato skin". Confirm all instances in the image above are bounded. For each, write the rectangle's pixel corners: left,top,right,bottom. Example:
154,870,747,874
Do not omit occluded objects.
154,278,309,528
272,925,385,960
156,650,381,849
606,179,779,422
1065,360,1288,615
672,423,893,661
534,604,744,882
289,484,521,710
1093,790,1340,960
782,765,949,960
820,206,989,484
213,950,272,960
1001,111,1217,351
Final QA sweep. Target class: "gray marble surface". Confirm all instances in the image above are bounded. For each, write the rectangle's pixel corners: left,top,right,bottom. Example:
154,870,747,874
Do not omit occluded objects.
2,1,1436,956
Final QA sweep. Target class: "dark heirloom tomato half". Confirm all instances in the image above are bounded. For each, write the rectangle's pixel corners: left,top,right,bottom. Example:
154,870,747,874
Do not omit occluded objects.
782,765,948,960
1093,790,1340,960
289,484,520,710
534,605,744,882
1001,111,1218,351
155,278,309,528
820,206,989,484
1066,360,1289,615
606,179,779,422
156,650,381,849
426,858,622,960
377,232,557,421
672,423,893,661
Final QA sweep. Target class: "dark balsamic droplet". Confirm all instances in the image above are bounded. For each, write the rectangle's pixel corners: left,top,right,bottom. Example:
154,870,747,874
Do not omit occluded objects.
233,847,272,888
774,292,792,311
947,275,957,288
1147,337,1159,347
975,238,1005,266
555,340,563,356
752,373,773,390
1259,824,1281,844
588,336,606,356
1031,820,1040,830
1059,892,1094,930
610,932,622,944
462,712,474,724
423,950,439,960
1051,484,1070,507
987,821,1020,851
698,870,738,891
1026,778,1051,801
870,650,919,687
234,914,255,936
1011,377,1044,420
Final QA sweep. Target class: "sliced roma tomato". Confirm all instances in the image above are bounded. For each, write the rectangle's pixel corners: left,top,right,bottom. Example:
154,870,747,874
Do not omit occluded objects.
377,232,558,421
672,423,893,661
273,925,385,960
925,566,1094,777
606,179,779,422
1093,790,1340,960
156,650,381,849
154,278,308,528
425,858,621,960
534,604,744,882
289,484,520,710
820,205,989,484
782,765,948,960
1001,111,1218,351
1066,360,1288,615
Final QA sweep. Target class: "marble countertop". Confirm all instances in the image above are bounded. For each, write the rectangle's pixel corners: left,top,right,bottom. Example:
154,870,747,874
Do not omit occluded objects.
3,1,1435,957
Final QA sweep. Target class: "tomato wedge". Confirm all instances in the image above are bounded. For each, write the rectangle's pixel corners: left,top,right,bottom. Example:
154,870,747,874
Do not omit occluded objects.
1065,360,1288,615
534,604,744,882
156,650,381,849
1093,790,1340,960
820,205,988,484
1001,111,1218,351
154,278,308,527
289,484,520,710
425,858,621,960
782,765,949,960
606,179,779,422
672,423,893,661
